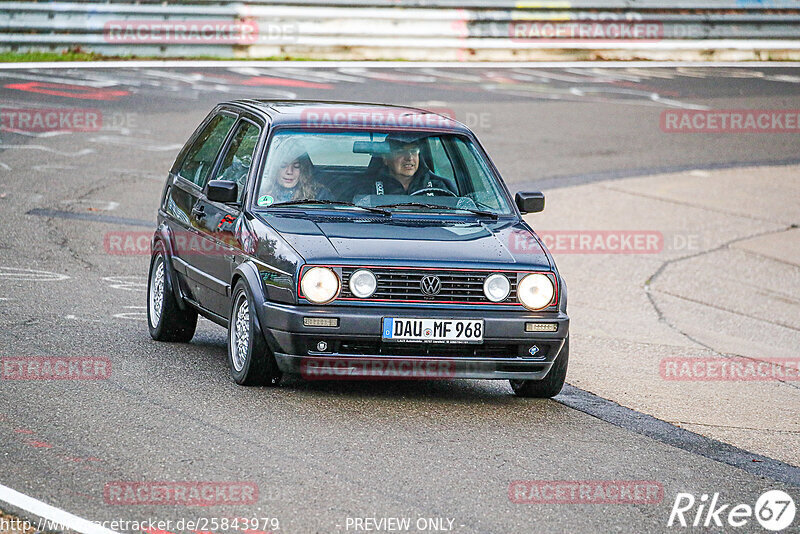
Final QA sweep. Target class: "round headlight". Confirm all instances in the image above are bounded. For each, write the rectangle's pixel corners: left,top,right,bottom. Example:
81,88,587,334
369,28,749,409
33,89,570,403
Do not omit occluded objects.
349,269,377,298
301,267,340,304
517,273,555,310
483,273,511,302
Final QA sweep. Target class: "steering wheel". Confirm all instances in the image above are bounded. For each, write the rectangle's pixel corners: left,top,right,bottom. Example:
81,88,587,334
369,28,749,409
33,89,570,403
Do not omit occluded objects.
410,187,457,197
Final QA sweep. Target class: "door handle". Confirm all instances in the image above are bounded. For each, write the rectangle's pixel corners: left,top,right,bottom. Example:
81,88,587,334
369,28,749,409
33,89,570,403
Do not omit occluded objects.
191,204,206,219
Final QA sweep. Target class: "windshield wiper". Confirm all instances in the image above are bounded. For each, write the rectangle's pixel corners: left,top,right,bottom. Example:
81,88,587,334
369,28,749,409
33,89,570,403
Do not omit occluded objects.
376,202,499,219
267,199,391,216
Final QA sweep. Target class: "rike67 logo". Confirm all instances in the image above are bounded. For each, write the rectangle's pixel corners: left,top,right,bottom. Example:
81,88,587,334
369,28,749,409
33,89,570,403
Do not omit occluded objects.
668,490,795,531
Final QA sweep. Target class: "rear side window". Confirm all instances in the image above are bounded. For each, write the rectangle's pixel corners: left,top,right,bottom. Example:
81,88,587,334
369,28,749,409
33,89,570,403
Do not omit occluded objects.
177,114,236,187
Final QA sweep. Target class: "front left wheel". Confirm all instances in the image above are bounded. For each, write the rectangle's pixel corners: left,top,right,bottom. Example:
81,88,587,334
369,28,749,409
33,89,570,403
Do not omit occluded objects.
147,246,197,342
227,280,282,387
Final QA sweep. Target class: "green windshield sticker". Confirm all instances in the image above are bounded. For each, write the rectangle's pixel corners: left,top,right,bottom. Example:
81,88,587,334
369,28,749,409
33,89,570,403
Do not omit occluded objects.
257,195,274,206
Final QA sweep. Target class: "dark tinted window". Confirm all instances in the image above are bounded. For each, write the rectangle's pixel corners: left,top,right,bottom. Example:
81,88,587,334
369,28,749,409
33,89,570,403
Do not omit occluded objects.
177,113,236,187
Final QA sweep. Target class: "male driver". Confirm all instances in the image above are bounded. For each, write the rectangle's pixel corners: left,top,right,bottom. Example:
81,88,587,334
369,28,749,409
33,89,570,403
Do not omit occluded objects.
361,135,455,197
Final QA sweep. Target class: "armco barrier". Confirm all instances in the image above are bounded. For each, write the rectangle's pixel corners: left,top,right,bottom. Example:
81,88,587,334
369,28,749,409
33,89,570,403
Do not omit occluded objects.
1,1,799,60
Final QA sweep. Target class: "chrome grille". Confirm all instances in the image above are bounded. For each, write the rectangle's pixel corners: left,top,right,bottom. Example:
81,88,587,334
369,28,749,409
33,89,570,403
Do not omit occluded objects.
340,267,518,304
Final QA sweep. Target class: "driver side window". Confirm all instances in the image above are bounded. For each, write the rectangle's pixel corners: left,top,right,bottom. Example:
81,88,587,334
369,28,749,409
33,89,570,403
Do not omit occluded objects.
428,137,455,180
453,138,504,211
177,113,236,187
213,121,261,203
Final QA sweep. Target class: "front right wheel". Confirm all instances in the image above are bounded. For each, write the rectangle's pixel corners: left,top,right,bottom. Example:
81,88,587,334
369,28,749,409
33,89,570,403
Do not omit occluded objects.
227,280,282,387
510,337,569,398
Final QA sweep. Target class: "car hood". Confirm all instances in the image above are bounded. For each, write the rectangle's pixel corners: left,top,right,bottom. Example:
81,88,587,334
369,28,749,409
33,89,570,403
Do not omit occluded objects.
257,212,551,270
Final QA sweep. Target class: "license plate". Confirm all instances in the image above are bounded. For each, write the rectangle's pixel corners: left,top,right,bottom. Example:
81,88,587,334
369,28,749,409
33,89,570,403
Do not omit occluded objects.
382,318,483,344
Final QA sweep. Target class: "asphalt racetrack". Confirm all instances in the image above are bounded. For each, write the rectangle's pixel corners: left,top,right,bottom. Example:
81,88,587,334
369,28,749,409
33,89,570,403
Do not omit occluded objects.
0,63,798,533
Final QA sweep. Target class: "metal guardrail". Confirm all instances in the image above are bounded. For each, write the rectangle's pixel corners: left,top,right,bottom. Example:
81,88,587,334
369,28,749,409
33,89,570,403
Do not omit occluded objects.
1,1,799,60
9,0,800,7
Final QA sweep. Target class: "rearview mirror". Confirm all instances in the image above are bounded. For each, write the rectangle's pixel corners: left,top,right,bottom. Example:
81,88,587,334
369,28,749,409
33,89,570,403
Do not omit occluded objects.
353,140,390,155
207,180,238,204
515,191,545,214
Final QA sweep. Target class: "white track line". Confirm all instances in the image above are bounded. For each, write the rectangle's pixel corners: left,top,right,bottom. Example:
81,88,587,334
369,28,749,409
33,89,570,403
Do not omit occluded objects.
0,61,799,70
0,483,120,534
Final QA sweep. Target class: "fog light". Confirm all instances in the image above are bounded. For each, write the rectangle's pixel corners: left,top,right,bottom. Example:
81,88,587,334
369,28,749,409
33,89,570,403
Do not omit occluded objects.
483,273,511,302
349,269,377,298
525,322,558,332
303,317,339,327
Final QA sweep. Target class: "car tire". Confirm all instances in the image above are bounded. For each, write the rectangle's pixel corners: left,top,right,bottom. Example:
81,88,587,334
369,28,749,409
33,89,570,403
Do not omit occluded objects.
147,245,198,342
227,280,282,387
510,337,569,398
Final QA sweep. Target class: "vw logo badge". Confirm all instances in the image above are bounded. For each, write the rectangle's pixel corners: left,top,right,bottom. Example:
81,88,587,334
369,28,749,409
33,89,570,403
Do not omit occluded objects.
420,275,442,296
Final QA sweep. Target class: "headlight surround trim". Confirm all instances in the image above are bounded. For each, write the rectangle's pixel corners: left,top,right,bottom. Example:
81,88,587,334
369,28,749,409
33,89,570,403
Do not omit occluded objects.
298,265,558,308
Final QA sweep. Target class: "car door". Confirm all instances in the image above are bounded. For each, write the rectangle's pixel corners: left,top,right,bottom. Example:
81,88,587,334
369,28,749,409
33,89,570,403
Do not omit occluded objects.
164,110,237,310
192,116,265,317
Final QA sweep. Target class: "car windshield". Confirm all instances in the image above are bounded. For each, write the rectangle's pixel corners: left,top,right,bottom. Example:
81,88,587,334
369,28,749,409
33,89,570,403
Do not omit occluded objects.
253,130,514,216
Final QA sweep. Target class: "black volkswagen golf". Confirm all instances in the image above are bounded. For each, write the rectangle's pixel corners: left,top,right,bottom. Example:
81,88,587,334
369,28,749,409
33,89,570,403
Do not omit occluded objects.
147,100,569,397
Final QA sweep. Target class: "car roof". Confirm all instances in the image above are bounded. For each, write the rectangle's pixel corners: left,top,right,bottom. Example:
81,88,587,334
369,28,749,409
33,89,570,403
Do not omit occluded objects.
227,99,471,134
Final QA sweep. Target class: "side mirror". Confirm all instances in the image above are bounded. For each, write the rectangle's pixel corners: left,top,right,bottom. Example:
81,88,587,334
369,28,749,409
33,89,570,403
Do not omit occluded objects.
515,191,545,214
207,180,238,204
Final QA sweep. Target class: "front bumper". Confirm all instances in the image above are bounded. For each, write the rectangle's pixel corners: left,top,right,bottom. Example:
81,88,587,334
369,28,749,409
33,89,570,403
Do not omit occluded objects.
259,301,569,380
